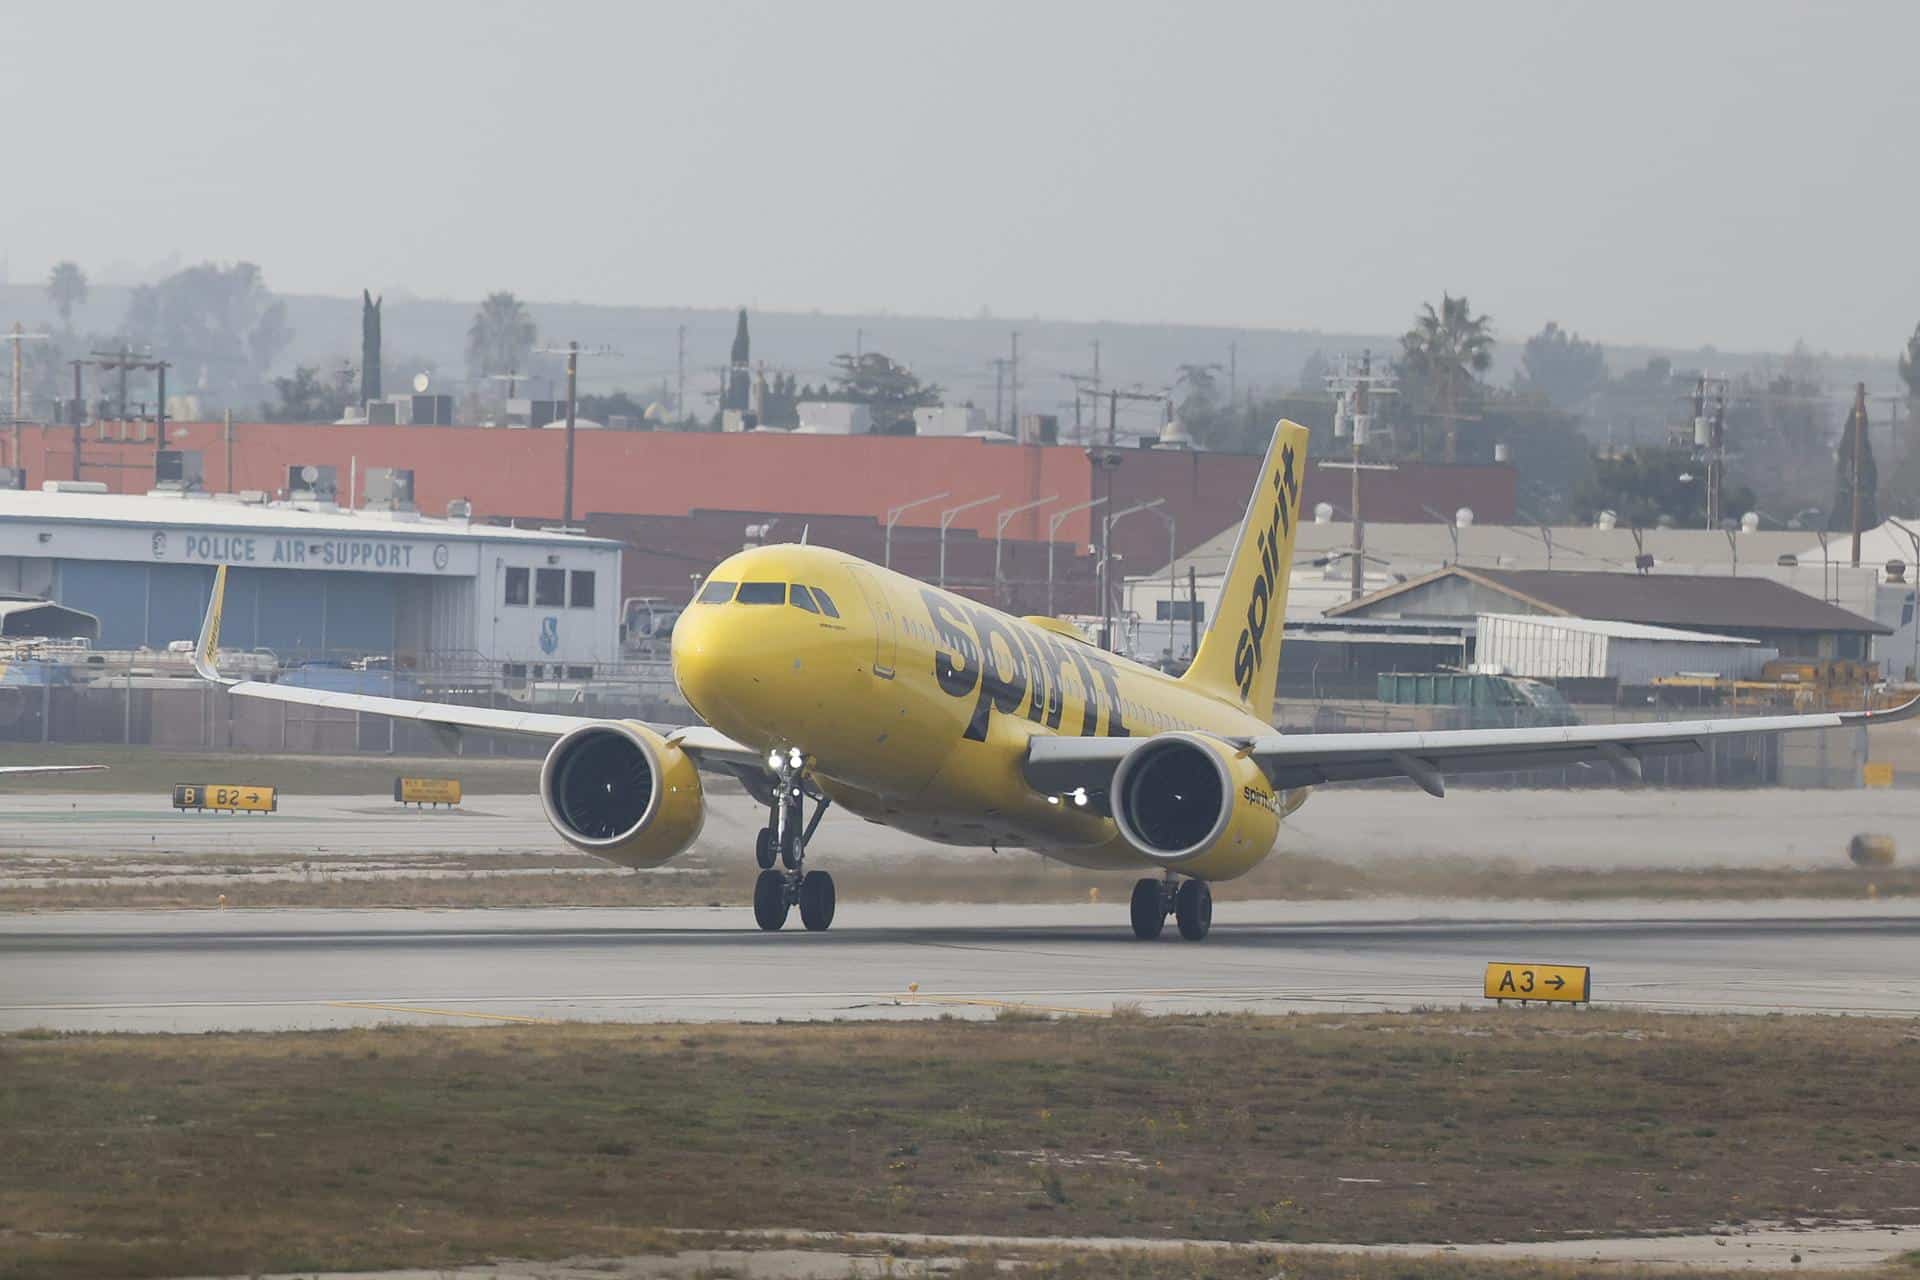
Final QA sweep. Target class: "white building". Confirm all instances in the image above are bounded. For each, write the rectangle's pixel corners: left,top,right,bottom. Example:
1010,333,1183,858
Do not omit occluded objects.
0,488,623,677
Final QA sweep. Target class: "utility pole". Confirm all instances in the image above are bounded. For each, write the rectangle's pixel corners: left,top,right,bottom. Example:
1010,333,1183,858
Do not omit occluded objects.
675,325,687,424
68,360,85,482
1850,383,1866,568
6,323,49,423
1008,331,1020,441
1227,339,1238,409
1691,375,1729,530
1322,350,1399,602
991,358,1009,433
535,341,616,526
1099,386,1162,449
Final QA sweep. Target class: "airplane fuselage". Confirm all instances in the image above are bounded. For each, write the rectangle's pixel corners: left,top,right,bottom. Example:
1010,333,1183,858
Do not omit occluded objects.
670,543,1305,870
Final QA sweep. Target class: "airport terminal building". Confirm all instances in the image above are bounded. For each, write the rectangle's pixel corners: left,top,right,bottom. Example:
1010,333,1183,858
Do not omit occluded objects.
0,488,623,677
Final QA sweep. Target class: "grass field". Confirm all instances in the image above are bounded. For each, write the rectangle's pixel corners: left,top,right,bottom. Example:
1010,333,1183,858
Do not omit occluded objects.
0,743,540,795
3,1011,1918,1278
3,849,1909,911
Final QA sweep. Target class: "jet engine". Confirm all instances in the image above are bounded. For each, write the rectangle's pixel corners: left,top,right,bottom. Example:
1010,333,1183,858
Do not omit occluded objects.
538,721,704,868
1109,732,1291,880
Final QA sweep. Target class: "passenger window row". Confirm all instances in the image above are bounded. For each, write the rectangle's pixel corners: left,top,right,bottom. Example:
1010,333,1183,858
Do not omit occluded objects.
695,581,840,618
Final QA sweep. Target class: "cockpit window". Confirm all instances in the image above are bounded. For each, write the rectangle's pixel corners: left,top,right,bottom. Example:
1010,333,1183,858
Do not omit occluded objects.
791,584,820,613
736,582,786,605
696,580,737,604
809,587,840,618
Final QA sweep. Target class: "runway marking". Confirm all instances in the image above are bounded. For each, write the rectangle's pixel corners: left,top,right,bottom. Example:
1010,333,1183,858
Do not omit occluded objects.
325,1000,556,1025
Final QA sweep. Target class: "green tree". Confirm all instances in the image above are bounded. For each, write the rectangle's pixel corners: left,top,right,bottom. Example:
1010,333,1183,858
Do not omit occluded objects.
1572,445,1753,529
1889,323,1920,514
1514,321,1607,410
1400,294,1494,461
827,351,941,434
465,292,537,387
1828,393,1879,533
261,365,355,423
45,261,88,331
122,262,291,410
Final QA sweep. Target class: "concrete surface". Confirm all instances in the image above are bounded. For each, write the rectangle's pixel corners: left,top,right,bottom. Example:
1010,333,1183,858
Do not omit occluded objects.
3,899,1916,1032
172,1221,1919,1277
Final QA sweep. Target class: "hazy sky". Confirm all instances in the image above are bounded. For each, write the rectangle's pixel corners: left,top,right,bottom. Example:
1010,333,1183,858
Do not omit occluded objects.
4,1,1916,355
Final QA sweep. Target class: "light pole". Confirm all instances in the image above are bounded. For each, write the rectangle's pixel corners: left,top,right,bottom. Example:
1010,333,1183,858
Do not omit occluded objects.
994,494,1057,608
1046,497,1106,618
1105,499,1166,653
884,490,949,570
938,494,1000,589
1138,504,1178,660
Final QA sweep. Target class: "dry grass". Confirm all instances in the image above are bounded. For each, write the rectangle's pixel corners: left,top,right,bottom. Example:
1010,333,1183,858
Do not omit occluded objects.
3,1011,1918,1278
4,849,1911,912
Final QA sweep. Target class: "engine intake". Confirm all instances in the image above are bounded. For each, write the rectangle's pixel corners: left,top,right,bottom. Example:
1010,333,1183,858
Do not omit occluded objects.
1110,732,1287,880
539,721,704,867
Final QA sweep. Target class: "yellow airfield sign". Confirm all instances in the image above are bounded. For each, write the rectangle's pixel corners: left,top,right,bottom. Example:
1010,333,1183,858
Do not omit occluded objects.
1484,962,1590,1004
395,777,462,807
173,784,278,814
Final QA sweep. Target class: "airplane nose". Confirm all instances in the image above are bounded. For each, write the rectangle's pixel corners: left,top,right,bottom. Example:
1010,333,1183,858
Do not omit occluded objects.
670,603,737,723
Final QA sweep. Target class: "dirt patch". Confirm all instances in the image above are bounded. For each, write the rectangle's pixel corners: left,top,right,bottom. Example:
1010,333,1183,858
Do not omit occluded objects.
3,1011,1917,1278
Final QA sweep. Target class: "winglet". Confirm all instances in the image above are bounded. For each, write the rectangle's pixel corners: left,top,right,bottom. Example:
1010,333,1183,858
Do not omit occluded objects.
193,564,229,683
1839,691,1920,726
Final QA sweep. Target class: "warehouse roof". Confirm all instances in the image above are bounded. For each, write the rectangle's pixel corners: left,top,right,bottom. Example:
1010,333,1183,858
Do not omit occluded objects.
1475,612,1759,645
0,489,619,548
1328,565,1891,635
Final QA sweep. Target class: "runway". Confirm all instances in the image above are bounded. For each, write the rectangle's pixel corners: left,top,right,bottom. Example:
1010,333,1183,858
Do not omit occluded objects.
4,899,1916,1032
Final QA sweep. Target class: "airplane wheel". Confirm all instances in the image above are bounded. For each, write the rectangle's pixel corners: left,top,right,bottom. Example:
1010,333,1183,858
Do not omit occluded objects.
1129,878,1165,940
755,827,776,870
798,869,836,932
779,822,803,870
1174,879,1212,942
753,869,789,932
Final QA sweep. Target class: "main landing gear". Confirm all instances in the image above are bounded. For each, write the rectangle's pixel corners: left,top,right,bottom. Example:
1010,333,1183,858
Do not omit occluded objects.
753,751,835,933
1130,873,1212,942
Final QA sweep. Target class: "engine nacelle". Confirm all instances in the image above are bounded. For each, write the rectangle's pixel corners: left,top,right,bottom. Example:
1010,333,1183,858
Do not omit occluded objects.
538,721,704,868
1109,732,1294,880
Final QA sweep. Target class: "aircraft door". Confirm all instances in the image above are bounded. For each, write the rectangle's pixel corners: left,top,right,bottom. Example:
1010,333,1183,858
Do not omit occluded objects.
844,566,898,679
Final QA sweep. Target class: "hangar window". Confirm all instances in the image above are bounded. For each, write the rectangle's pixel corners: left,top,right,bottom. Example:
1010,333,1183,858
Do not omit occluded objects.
791,584,820,613
809,587,841,618
696,580,737,604
504,567,530,606
565,665,594,680
736,582,786,605
535,568,566,607
569,570,596,609
502,662,528,678
1156,600,1204,622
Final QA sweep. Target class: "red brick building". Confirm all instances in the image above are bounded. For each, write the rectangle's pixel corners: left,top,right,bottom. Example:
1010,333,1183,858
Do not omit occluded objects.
4,421,1515,611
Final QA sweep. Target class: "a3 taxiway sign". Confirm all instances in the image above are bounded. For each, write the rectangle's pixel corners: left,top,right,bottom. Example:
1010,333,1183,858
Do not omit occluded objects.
1484,962,1590,1004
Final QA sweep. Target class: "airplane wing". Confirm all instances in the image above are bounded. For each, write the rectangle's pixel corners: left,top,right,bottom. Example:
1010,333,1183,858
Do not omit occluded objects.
0,765,108,777
1024,696,1920,799
188,566,766,773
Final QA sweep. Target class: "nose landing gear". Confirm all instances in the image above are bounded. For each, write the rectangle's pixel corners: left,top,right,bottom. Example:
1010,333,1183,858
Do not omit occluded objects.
752,752,835,932
1129,872,1211,941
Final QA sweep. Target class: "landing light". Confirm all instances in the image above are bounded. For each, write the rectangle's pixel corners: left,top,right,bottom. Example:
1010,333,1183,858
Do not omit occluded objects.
1046,795,1060,805
788,747,804,768
766,750,783,769
1071,788,1089,808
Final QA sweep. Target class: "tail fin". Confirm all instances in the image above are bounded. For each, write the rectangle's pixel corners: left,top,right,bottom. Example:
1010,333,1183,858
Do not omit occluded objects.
192,564,228,683
1181,420,1308,716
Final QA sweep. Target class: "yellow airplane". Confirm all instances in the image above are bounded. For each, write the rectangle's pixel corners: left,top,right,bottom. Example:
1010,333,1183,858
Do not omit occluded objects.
191,420,1917,940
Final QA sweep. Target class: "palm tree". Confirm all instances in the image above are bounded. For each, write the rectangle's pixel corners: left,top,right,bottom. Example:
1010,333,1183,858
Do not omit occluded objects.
45,261,88,331
1401,293,1494,461
466,292,536,385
